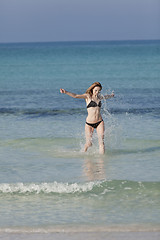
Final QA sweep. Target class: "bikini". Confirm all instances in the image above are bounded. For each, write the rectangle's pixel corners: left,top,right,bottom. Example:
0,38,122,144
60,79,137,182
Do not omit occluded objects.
87,100,102,108
86,100,103,128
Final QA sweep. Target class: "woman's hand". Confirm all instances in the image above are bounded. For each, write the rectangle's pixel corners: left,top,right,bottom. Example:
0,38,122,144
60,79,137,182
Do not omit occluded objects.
60,88,66,94
104,91,115,99
111,91,114,97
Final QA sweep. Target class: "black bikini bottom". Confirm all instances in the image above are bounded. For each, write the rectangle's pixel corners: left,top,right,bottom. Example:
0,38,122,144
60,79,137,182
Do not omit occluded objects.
86,120,103,129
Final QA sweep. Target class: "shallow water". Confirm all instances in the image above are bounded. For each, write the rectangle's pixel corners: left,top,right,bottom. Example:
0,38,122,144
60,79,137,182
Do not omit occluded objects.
0,40,160,230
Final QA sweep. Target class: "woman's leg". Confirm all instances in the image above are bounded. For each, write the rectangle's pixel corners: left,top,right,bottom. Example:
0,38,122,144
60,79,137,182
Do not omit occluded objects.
84,124,94,152
96,121,105,154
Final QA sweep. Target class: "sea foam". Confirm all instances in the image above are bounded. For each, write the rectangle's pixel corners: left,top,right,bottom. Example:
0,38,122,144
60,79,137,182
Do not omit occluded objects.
0,181,97,194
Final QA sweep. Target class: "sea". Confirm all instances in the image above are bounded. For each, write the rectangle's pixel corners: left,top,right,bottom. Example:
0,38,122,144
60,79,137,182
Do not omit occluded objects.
0,40,160,233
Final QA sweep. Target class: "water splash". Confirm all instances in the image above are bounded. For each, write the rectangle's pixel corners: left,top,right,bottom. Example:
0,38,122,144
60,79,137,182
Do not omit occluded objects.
101,91,122,149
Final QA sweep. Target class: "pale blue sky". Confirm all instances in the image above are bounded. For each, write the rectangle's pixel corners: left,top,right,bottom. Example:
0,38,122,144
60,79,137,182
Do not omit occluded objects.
0,0,160,43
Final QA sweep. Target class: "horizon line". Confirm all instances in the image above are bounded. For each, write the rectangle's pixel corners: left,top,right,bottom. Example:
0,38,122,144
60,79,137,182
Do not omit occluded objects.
0,38,160,45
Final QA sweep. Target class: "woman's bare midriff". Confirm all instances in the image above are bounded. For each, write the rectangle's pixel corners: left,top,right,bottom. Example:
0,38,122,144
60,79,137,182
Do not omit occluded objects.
86,107,102,123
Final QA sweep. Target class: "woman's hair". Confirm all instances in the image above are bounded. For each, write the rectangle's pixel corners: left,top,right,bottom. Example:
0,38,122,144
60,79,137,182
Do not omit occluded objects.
86,82,102,96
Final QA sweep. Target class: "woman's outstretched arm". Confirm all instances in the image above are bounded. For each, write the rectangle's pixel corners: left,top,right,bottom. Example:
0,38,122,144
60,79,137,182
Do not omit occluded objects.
60,88,87,99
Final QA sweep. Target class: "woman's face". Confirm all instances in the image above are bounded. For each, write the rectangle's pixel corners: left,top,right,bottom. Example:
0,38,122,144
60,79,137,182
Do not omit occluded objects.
93,86,101,96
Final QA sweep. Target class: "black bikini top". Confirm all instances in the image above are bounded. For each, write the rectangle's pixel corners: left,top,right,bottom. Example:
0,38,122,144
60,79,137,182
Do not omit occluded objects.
87,100,101,108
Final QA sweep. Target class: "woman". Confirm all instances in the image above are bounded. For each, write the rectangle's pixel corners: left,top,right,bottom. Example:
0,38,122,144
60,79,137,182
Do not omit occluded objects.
60,82,114,154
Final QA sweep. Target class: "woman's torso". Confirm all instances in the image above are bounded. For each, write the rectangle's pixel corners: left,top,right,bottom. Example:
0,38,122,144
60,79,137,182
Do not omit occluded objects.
85,95,102,123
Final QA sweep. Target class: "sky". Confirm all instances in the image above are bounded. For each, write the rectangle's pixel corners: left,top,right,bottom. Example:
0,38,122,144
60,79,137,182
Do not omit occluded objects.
0,0,160,43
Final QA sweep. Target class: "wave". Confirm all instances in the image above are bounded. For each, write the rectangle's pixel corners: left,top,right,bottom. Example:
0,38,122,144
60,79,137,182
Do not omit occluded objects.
0,108,86,117
0,180,159,196
109,107,160,116
0,181,95,194
0,107,159,117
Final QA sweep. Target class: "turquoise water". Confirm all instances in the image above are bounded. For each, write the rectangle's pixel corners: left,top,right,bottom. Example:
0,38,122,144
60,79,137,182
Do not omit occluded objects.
0,40,160,230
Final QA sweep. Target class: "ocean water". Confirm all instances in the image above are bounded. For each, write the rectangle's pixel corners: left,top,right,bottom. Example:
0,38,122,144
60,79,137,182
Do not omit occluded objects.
0,40,160,232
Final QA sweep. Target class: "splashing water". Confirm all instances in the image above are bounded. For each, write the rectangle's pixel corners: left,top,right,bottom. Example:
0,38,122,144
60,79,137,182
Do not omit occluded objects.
101,92,122,149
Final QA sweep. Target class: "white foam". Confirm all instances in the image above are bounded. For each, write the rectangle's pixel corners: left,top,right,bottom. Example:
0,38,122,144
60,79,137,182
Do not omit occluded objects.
0,181,98,194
